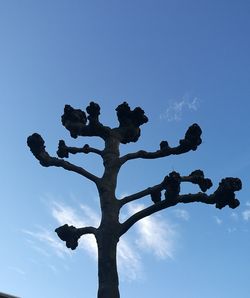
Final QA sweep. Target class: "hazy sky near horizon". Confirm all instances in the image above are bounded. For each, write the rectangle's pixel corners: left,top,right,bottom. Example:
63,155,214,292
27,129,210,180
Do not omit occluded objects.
1,1,250,297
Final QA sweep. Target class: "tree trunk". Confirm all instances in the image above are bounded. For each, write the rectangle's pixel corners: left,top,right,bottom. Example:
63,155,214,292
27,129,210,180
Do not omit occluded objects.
97,232,120,298
96,134,121,298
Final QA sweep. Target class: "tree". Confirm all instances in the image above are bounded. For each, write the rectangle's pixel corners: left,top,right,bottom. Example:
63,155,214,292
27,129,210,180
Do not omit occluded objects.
27,102,242,298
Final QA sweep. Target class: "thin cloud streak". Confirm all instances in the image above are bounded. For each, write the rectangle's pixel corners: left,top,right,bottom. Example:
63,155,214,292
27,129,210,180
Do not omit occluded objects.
214,216,223,225
118,238,142,281
8,266,26,276
173,209,190,221
160,96,199,122
23,228,70,258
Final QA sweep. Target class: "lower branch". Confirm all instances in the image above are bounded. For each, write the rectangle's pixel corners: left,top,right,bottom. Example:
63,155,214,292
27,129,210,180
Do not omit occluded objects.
120,177,241,236
120,199,176,235
55,224,96,250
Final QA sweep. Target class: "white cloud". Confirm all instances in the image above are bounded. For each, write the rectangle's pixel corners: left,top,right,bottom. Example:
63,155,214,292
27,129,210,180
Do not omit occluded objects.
160,96,199,122
173,209,190,221
51,201,98,259
80,204,100,226
227,227,237,233
25,200,141,280
230,212,239,221
51,201,143,280
214,216,223,225
26,199,178,281
118,238,142,281
23,228,71,258
25,239,51,257
128,203,177,259
242,209,250,221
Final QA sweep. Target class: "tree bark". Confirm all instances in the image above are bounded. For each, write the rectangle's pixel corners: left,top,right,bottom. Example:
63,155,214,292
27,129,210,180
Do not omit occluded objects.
96,134,121,298
97,232,120,298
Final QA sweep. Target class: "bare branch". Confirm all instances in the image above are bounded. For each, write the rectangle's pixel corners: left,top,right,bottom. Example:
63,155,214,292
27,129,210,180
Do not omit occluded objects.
120,181,165,206
120,200,176,235
57,140,103,158
180,170,212,192
55,224,96,250
120,169,212,206
27,133,100,184
120,177,241,235
120,123,202,164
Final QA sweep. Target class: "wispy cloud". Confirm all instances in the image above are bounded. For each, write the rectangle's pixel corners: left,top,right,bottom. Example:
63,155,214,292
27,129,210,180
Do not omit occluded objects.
8,266,26,276
160,96,199,122
242,209,250,221
48,264,58,274
26,199,178,280
23,228,71,258
118,238,142,281
214,216,223,225
230,212,239,221
227,227,237,233
173,209,190,221
51,201,98,259
25,239,51,257
52,201,144,279
128,203,177,260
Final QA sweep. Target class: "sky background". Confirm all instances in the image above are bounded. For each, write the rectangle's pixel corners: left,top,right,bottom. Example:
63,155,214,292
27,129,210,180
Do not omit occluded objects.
1,1,250,297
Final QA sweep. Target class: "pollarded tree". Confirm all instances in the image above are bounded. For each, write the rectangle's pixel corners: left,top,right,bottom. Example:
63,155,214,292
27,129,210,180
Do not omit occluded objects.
27,102,241,298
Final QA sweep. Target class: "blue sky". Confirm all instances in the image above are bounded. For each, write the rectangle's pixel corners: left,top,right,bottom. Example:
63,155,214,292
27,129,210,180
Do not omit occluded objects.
1,1,250,297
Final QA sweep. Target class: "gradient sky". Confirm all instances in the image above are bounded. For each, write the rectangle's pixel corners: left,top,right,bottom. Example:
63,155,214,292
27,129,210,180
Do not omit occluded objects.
1,1,250,298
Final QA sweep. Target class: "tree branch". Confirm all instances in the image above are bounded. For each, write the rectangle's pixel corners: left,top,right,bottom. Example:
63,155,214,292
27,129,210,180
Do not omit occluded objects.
120,123,202,164
27,133,100,184
61,103,111,140
57,140,103,158
120,169,212,206
114,102,148,144
120,177,241,235
120,200,176,235
55,224,96,250
120,181,165,206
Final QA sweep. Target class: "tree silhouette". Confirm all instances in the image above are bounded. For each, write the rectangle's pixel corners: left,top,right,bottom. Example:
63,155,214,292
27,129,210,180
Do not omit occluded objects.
27,102,242,298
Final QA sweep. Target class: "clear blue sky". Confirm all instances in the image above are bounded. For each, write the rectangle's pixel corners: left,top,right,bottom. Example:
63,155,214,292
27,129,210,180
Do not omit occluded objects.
1,1,250,297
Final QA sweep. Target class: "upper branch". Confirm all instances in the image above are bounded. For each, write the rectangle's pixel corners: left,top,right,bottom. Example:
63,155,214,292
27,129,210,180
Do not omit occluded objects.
113,102,148,144
120,174,241,235
120,123,202,164
55,224,96,250
57,140,103,158
27,133,100,184
61,102,111,140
